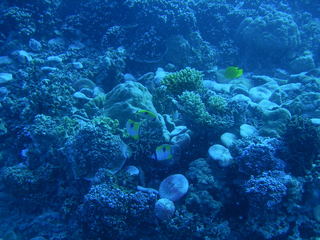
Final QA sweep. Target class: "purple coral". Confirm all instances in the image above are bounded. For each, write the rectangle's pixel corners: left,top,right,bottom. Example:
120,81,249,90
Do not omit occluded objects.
78,183,157,238
237,138,285,176
244,171,288,209
159,174,189,201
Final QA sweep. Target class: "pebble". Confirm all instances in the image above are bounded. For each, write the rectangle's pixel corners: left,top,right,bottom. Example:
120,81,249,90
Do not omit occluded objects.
171,132,191,150
29,38,42,52
73,91,91,102
249,86,272,102
13,50,32,63
203,80,231,93
220,132,237,148
72,61,83,69
0,56,12,66
311,118,320,126
170,126,188,137
208,144,233,167
240,124,258,138
46,56,63,65
289,53,315,73
126,165,140,176
258,100,279,111
159,174,189,201
0,87,9,100
0,73,13,84
41,66,58,73
155,198,175,221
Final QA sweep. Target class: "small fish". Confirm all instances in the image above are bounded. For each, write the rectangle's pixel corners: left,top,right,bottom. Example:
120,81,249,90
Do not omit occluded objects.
224,66,243,79
135,109,157,121
153,144,173,162
126,119,140,140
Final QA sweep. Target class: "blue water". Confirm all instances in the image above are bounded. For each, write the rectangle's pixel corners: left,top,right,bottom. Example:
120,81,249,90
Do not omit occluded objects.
0,0,320,239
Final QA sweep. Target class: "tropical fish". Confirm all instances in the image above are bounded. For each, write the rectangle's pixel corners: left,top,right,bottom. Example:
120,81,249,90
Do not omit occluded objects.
153,144,173,162
135,109,157,121
224,66,243,79
126,119,140,140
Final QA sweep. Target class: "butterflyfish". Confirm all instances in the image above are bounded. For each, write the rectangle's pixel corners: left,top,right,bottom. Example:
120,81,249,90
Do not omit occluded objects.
224,66,243,79
154,144,173,162
135,109,157,121
126,119,140,140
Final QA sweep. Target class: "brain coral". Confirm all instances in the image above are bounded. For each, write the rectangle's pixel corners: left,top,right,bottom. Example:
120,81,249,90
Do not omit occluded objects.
64,123,130,178
237,10,300,58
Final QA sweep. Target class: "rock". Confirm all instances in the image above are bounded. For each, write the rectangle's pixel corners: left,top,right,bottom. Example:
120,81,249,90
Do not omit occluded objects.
48,38,65,51
0,87,9,100
283,92,320,117
311,118,320,126
0,56,12,66
93,87,104,97
0,73,13,84
159,174,189,201
208,144,233,167
155,198,175,221
240,124,258,138
170,126,188,137
0,118,7,136
230,94,253,105
230,84,249,96
73,92,91,102
29,38,42,52
46,56,63,65
258,100,279,111
68,41,85,50
123,73,136,82
262,80,279,92
103,81,157,124
73,78,96,91
79,88,94,98
12,50,32,63
155,67,167,84
126,165,139,176
220,132,237,148
237,11,300,58
170,132,191,150
203,80,231,93
251,75,275,86
289,52,315,73
72,62,83,69
249,86,272,102
260,107,291,137
102,81,169,141
41,66,58,73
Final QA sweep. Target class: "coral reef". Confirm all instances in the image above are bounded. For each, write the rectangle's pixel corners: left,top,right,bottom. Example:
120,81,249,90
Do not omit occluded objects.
0,0,320,239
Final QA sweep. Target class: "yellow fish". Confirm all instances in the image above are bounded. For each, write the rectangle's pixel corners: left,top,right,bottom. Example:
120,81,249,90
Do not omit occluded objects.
224,66,243,79
154,144,173,161
126,119,140,140
135,109,157,121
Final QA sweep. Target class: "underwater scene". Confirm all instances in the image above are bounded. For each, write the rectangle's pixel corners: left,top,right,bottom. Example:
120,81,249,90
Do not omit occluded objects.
0,0,320,239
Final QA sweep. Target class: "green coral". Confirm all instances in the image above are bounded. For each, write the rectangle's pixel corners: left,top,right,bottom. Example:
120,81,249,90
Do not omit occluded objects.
206,95,228,115
178,91,212,127
92,116,121,135
162,67,203,96
178,91,234,133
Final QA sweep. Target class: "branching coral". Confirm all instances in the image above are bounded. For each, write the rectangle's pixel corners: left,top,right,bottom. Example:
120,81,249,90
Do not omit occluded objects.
178,91,212,127
162,68,203,96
